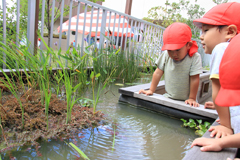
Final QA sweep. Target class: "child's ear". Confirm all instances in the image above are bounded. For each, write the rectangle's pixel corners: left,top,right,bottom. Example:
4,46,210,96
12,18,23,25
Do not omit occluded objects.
226,25,238,39
187,41,193,49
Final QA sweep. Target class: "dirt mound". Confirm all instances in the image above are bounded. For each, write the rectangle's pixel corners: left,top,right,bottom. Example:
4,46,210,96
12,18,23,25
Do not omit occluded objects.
0,89,105,153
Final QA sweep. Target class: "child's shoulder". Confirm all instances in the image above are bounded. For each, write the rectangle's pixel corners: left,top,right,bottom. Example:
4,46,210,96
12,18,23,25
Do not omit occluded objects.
190,52,201,59
213,42,229,54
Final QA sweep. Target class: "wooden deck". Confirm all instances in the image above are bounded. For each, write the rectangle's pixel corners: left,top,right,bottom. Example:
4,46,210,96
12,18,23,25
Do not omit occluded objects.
183,120,239,160
119,71,218,120
118,70,239,159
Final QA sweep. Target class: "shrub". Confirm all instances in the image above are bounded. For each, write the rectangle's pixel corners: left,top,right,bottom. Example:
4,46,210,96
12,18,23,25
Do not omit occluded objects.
43,33,66,39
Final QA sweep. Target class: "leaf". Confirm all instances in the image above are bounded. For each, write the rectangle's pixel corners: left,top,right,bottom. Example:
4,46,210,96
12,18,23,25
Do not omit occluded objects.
95,73,101,78
68,142,90,160
115,83,124,86
180,118,187,123
195,130,204,136
103,68,107,74
204,121,211,128
90,71,94,79
196,119,202,125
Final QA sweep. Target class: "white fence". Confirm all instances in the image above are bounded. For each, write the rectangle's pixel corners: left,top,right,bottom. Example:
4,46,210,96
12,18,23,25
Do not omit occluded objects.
1,0,210,69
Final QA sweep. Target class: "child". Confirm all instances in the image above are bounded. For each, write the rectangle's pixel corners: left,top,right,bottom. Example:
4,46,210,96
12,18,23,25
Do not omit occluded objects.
38,38,41,49
139,22,202,107
191,33,240,153
193,2,240,138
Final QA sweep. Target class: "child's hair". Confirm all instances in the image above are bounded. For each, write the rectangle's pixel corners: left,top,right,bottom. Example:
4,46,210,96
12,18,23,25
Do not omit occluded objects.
217,25,228,32
193,2,240,33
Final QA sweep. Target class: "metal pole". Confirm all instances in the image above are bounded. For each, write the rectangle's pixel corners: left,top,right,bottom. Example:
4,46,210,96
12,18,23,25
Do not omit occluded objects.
2,0,6,69
34,0,40,55
57,0,64,67
27,0,36,55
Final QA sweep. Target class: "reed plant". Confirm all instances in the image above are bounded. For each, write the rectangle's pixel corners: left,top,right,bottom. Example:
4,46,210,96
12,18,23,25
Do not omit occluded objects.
66,142,90,160
57,62,82,124
0,41,28,128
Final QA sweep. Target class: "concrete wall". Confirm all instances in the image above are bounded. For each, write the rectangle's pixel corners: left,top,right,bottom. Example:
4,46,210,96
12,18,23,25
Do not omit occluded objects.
41,32,86,51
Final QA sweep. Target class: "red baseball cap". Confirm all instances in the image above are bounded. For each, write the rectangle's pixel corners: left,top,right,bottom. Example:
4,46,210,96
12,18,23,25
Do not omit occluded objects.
161,22,198,56
193,2,240,33
215,34,240,107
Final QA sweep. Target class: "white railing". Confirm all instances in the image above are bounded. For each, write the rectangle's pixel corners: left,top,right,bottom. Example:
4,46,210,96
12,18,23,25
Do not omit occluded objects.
1,0,210,69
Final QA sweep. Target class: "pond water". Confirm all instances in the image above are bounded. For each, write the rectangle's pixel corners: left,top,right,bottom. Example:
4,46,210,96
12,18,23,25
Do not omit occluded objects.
1,77,199,160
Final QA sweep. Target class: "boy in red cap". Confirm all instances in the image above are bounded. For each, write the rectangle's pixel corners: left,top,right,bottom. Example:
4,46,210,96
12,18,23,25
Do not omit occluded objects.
191,34,240,153
193,2,240,138
139,22,202,107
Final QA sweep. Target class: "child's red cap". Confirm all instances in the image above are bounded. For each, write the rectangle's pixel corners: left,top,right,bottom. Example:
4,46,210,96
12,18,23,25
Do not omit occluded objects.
38,38,41,41
215,34,240,107
161,22,198,57
193,2,240,33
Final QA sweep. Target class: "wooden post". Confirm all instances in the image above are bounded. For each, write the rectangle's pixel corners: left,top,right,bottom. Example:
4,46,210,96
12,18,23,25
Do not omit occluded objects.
125,0,132,15
122,0,132,50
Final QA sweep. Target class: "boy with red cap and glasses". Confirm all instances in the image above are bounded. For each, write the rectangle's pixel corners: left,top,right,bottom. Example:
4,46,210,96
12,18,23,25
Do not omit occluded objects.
139,22,202,107
193,2,240,138
191,34,240,156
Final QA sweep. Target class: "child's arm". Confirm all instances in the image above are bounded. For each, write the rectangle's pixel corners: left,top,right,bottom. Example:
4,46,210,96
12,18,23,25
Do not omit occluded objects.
191,133,240,152
139,68,164,95
209,78,233,138
185,74,200,107
204,101,215,109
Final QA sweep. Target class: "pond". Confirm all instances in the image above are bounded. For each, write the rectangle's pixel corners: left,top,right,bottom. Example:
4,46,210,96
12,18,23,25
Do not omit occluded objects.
1,76,199,160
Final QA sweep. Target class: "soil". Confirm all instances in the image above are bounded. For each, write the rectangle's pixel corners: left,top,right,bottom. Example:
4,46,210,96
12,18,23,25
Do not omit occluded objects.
0,87,105,154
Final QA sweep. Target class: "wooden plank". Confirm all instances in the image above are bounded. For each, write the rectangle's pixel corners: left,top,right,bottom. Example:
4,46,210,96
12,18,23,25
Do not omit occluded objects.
183,121,238,160
134,92,218,119
118,81,165,95
119,94,215,121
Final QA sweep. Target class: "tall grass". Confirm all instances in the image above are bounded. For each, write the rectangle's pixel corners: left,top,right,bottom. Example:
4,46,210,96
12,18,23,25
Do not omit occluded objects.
0,35,152,127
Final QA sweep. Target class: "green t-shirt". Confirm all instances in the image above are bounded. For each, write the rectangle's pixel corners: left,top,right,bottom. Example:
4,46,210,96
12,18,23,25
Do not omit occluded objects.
155,51,202,100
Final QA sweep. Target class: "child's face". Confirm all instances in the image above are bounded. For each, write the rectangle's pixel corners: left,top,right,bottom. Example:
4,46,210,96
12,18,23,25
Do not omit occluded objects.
200,24,228,54
167,43,191,61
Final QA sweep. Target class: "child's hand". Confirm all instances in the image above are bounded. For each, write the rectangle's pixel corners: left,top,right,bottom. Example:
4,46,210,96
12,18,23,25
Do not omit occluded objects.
204,101,215,109
185,98,199,107
139,89,153,96
209,125,233,138
191,137,223,152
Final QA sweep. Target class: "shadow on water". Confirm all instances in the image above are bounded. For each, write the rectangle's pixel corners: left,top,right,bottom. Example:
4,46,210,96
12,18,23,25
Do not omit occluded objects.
1,78,200,160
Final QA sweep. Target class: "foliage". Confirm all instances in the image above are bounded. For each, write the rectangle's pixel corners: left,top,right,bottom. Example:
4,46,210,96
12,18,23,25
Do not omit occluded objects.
43,33,67,39
212,0,228,4
2,0,105,47
0,36,106,152
144,0,206,38
181,118,211,136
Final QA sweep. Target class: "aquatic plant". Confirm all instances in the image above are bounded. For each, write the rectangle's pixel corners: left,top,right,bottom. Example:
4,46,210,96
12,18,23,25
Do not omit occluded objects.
56,63,82,124
112,123,116,152
0,41,27,128
181,118,211,136
67,142,90,160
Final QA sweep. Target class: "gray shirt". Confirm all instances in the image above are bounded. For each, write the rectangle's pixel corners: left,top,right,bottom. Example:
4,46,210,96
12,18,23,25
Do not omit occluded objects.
155,51,202,100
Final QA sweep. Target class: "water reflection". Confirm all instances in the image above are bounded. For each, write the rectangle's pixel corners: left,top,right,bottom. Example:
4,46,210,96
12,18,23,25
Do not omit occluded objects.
1,81,198,160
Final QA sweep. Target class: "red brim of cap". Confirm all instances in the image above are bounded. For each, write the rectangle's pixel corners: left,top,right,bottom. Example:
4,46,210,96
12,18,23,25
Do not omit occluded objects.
161,43,186,51
193,18,226,29
215,87,240,107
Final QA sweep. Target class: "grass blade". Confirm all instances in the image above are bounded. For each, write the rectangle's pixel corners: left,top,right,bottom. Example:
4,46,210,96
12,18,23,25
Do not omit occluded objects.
68,142,90,160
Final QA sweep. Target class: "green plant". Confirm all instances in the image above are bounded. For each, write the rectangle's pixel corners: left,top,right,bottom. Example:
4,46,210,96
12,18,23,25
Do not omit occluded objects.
181,118,211,136
66,142,90,160
112,122,116,152
57,65,82,124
